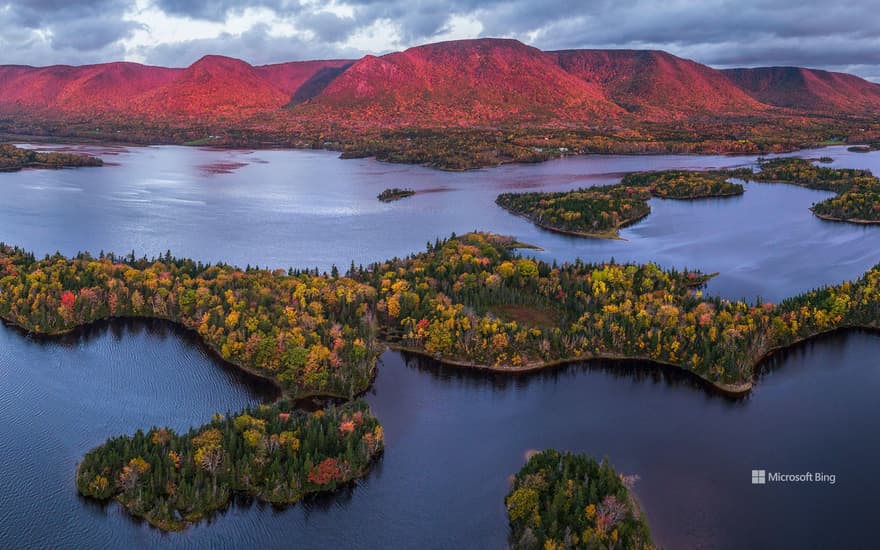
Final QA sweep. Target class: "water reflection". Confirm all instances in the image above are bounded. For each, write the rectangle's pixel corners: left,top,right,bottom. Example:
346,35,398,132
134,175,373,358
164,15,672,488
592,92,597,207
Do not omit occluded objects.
397,350,745,403
2,145,880,548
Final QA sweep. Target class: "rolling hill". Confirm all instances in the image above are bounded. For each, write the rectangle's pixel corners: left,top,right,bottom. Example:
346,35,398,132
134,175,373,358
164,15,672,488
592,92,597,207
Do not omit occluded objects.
552,49,766,118
723,66,880,113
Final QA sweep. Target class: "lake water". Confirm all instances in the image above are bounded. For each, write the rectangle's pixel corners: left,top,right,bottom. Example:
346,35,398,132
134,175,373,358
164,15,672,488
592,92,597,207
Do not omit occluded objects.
1,145,879,548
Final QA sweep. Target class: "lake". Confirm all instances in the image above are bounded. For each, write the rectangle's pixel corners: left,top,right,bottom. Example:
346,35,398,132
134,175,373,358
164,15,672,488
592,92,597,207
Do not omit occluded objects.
1,145,879,548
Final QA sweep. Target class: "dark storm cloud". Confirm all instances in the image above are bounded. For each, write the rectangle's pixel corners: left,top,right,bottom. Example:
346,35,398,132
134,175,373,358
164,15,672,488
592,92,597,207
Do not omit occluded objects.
0,0,139,65
0,0,879,81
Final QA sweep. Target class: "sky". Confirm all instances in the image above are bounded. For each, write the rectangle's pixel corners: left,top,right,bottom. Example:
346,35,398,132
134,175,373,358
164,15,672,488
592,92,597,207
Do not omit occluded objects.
1,0,879,81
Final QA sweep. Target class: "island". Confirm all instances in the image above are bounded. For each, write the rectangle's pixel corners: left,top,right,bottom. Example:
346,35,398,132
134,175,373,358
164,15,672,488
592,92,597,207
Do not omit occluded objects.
507,449,654,549
0,143,103,171
498,159,880,236
747,157,880,224
76,400,383,531
377,187,416,202
496,170,746,239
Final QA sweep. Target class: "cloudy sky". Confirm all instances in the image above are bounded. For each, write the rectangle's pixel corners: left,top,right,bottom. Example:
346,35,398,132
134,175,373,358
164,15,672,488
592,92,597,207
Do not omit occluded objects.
2,0,879,80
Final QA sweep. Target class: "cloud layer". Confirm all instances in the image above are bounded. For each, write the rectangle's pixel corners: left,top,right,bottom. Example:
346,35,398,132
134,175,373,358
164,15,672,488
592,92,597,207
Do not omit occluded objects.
0,0,878,81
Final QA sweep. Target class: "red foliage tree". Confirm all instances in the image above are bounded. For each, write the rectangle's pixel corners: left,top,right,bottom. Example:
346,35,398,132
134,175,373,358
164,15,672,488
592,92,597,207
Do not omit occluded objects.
307,457,343,485
61,290,76,311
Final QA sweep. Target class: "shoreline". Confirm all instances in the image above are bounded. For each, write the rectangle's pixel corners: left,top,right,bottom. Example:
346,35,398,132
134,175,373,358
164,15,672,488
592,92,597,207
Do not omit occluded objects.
497,207,642,240
3,133,845,172
386,343,752,397
10,312,878,404
0,313,385,406
812,211,880,225
387,324,880,397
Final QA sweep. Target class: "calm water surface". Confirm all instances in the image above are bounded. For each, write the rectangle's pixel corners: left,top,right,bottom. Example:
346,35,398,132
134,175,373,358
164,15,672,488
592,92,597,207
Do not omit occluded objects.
1,145,879,548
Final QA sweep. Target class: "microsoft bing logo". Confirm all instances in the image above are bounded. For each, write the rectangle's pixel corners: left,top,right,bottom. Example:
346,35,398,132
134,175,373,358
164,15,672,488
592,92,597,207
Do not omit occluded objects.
751,469,766,485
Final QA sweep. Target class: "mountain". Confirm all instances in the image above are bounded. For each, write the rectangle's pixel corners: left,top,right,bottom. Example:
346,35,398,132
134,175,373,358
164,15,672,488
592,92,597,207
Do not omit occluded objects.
552,49,765,118
0,38,878,131
131,55,292,118
0,62,180,115
288,38,623,125
255,60,353,97
723,66,880,113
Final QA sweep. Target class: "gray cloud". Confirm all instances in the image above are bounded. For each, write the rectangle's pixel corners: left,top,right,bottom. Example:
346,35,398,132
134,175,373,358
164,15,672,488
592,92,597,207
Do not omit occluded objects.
153,0,302,22
0,0,138,65
0,0,878,81
140,23,361,66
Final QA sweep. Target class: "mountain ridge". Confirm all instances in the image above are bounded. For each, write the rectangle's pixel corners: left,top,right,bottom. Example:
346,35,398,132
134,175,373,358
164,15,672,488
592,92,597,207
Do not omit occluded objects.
1,38,878,124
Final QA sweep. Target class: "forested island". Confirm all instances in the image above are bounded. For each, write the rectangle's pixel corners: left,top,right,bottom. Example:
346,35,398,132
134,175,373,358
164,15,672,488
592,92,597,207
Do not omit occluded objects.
377,187,416,202
0,143,102,171
76,400,383,530
748,158,880,223
507,450,654,549
496,170,746,238
497,158,880,237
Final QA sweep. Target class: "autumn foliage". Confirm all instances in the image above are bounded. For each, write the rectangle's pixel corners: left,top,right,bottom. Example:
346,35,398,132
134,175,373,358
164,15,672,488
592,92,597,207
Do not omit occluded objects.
4,225,880,396
497,169,747,238
506,449,654,549
747,157,880,223
76,400,382,531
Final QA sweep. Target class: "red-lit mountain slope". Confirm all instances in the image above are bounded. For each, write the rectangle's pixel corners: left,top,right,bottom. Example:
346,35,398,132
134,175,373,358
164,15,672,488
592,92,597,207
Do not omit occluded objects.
255,59,353,96
0,38,878,129
131,55,291,118
288,38,624,126
552,49,766,119
723,66,880,113
0,62,180,114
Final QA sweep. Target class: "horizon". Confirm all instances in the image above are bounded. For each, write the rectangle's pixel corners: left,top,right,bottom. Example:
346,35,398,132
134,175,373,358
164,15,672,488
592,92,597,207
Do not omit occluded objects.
0,36,868,82
1,1,879,81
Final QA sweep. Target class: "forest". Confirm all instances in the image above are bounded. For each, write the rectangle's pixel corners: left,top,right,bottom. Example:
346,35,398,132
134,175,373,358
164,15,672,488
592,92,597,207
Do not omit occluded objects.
3,231,880,397
356,232,880,391
0,143,103,171
746,157,880,223
496,170,746,238
506,449,654,550
0,245,379,400
76,400,383,530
